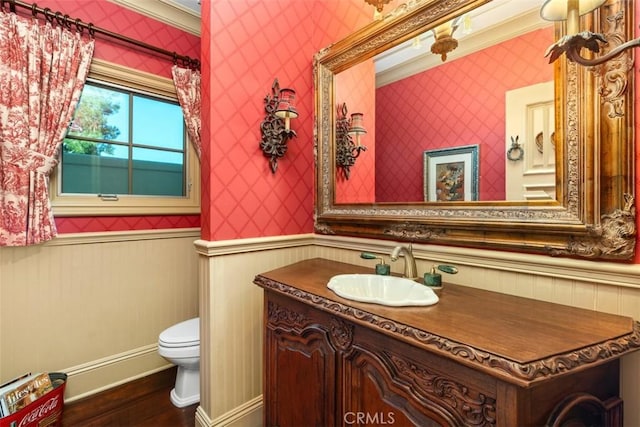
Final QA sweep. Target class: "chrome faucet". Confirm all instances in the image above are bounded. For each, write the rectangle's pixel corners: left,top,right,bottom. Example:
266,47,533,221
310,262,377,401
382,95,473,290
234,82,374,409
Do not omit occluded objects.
390,244,418,280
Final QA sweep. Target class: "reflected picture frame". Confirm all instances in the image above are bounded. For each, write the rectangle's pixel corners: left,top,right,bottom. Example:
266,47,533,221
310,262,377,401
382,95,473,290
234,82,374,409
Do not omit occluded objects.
423,145,479,202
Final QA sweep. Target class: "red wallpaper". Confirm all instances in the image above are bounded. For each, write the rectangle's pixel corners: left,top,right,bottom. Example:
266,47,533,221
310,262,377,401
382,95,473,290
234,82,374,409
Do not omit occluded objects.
199,0,374,241
55,215,200,233
335,60,377,203
376,27,554,202
35,0,638,261
32,0,200,80
31,0,201,233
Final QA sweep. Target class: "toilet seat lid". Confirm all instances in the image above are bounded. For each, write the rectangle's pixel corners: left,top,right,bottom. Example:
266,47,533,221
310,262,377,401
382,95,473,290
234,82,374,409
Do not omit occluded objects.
159,318,199,348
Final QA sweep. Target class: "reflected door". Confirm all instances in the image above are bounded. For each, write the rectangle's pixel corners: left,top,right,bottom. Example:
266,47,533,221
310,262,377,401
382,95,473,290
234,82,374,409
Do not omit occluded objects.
505,81,555,201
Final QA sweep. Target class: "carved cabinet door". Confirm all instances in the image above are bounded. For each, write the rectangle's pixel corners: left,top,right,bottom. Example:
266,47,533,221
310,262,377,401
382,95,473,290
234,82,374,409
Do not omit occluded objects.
340,327,498,427
340,348,444,427
264,298,337,427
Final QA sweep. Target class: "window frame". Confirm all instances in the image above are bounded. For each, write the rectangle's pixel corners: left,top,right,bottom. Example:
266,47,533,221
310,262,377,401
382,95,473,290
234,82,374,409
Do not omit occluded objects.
50,59,200,216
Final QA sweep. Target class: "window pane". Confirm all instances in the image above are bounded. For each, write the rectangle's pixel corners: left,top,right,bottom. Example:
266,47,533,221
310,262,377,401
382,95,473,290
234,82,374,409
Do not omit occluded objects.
100,143,129,160
68,84,130,143
61,139,128,194
132,96,184,150
131,147,184,196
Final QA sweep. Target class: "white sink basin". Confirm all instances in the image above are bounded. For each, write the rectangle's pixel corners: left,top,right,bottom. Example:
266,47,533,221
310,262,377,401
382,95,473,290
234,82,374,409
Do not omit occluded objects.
327,274,439,307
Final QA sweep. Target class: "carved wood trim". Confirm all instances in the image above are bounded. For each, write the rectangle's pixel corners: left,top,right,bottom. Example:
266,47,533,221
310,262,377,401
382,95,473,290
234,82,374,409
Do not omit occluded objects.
590,3,634,119
329,316,354,351
267,300,309,330
348,348,493,426
386,352,496,426
549,194,636,259
257,277,640,387
546,393,623,427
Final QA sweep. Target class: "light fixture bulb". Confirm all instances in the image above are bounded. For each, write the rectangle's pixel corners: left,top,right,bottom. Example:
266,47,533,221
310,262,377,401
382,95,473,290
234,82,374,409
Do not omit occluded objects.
274,87,298,133
540,0,607,34
462,15,472,35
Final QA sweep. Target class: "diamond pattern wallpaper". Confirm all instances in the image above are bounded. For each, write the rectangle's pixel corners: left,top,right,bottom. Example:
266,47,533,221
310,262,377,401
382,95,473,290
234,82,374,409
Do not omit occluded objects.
200,0,375,241
25,0,640,259
36,0,201,233
335,60,376,203
376,27,554,202
35,0,200,80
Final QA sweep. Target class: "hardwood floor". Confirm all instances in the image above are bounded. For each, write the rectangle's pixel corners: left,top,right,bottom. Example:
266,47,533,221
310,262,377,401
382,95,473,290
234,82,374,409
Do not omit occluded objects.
62,367,198,427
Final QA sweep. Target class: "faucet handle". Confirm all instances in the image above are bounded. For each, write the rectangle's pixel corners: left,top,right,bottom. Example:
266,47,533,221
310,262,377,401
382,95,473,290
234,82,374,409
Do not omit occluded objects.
437,265,458,274
360,252,378,260
360,252,391,276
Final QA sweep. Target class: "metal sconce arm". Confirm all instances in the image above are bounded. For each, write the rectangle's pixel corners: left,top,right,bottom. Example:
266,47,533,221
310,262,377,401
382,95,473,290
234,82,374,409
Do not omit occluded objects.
335,103,366,180
545,31,640,66
260,78,297,173
541,0,639,66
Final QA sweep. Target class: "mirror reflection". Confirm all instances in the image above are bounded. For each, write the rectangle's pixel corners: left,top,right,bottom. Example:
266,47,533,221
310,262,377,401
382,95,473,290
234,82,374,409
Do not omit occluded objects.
335,0,555,204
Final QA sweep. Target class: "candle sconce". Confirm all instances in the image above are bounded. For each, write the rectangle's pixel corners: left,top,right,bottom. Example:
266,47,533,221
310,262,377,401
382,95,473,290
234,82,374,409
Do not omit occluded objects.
541,0,639,66
336,102,367,180
260,79,298,173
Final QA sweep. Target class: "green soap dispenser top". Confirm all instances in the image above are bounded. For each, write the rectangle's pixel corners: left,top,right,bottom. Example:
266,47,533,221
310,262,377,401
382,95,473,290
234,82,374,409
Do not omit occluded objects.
424,265,442,288
360,252,391,276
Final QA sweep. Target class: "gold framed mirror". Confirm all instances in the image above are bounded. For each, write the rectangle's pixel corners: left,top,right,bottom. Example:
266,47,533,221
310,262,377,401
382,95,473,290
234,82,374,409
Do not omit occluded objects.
314,0,635,260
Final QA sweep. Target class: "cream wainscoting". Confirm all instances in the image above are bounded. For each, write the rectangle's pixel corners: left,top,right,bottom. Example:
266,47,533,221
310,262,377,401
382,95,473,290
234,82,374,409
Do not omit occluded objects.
0,228,200,401
194,235,316,427
195,234,640,427
2,230,638,422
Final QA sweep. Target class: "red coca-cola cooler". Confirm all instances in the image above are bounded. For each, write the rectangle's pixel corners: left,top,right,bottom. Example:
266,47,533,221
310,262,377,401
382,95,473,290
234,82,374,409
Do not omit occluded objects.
0,373,66,427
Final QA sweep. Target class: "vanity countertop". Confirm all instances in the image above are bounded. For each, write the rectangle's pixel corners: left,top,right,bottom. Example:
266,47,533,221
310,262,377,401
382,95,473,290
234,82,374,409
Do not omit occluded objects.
254,258,640,387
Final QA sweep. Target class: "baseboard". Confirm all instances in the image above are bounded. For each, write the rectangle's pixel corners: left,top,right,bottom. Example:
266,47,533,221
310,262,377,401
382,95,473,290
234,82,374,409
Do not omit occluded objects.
196,396,263,427
62,344,171,402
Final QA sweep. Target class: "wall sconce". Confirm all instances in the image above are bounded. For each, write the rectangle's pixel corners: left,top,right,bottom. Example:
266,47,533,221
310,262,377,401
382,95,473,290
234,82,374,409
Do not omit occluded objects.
336,103,367,180
541,0,640,65
430,18,461,62
260,79,298,173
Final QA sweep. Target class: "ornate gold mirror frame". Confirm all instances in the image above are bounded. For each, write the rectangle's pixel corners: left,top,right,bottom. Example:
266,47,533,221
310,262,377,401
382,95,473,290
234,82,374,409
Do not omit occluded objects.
314,0,636,260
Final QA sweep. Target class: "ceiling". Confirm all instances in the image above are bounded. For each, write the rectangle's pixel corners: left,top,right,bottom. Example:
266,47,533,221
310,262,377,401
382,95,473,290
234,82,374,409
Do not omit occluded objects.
110,0,201,35
166,0,201,16
374,0,548,85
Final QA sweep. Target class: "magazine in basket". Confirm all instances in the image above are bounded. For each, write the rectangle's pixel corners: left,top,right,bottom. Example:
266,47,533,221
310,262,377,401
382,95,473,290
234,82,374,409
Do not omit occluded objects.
0,373,53,417
0,373,66,427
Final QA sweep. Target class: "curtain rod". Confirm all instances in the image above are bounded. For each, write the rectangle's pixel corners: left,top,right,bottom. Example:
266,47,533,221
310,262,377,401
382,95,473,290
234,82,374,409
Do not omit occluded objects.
2,0,200,70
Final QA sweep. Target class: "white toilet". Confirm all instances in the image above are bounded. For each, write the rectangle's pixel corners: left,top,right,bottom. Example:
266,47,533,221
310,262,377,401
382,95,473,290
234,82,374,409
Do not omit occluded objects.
158,317,200,408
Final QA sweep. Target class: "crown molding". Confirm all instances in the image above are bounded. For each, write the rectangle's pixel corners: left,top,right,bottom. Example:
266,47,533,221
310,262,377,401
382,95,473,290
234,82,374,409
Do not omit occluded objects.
377,8,548,87
107,0,200,36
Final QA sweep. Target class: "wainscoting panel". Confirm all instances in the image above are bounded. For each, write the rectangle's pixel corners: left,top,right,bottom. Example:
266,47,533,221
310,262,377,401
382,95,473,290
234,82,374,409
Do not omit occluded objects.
195,234,640,427
5,231,638,424
194,235,315,427
0,229,200,401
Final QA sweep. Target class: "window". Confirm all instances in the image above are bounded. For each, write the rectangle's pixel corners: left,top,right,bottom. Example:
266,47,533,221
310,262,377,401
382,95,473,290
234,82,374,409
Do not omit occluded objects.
50,59,200,215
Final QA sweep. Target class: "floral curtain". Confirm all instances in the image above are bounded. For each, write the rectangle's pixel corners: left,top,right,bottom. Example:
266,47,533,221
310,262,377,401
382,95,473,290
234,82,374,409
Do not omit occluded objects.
171,65,201,160
0,12,94,246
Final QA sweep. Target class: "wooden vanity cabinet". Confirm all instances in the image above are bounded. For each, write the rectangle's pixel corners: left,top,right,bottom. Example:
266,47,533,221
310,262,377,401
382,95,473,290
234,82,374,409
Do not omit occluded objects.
265,293,338,427
256,259,640,427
